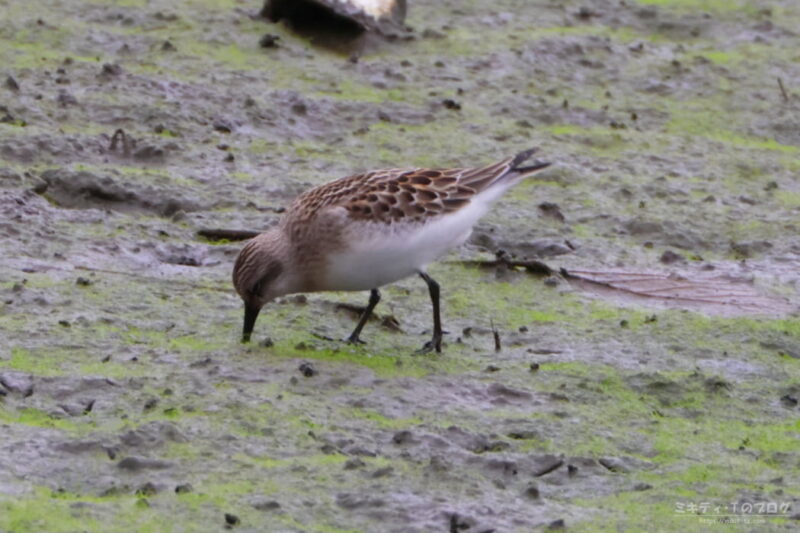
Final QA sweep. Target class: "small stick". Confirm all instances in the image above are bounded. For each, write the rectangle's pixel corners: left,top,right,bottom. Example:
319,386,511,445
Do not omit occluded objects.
777,77,789,103
108,128,130,156
491,319,501,352
197,228,261,241
450,258,553,276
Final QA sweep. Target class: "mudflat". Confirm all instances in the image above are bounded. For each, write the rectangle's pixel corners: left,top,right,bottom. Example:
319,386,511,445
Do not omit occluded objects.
1,1,799,531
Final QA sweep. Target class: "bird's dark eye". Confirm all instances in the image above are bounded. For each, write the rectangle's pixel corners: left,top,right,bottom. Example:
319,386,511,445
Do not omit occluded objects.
249,262,283,297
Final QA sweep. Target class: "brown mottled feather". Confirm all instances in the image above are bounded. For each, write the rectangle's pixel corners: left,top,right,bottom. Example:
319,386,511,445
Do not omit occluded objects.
287,153,527,226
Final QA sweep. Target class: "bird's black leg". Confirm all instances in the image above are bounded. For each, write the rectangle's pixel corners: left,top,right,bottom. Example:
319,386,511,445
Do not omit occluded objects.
346,288,380,344
242,304,261,343
418,272,443,353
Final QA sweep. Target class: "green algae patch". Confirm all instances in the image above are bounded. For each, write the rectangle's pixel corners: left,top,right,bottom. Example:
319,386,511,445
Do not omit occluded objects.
571,492,709,532
665,103,798,154
534,25,645,43
5,346,152,379
700,51,733,64
572,446,794,531
340,120,489,169
774,190,800,208
77,360,153,379
323,79,409,104
436,263,566,328
85,0,148,7
647,416,800,466
0,39,100,69
0,490,102,533
114,326,226,354
539,361,593,377
675,315,800,346
6,347,65,377
276,515,366,533
447,284,563,327
409,23,647,61
545,124,634,155
0,407,82,432
522,359,798,466
256,341,431,379
237,452,350,470
180,478,277,507
168,335,228,352
636,0,763,15
597,464,796,527
0,484,246,533
345,407,422,429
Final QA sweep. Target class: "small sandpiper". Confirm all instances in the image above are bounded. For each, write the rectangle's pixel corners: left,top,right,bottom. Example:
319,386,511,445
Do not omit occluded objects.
233,148,551,352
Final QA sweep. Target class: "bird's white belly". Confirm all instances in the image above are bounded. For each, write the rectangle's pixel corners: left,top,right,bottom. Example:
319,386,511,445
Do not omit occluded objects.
323,203,488,291
325,244,432,291
357,0,398,18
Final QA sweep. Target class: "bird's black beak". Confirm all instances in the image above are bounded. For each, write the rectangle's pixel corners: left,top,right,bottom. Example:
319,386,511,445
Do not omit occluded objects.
242,304,261,343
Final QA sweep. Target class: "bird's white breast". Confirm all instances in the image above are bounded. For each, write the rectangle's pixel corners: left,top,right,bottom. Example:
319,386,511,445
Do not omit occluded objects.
353,0,397,18
322,195,496,291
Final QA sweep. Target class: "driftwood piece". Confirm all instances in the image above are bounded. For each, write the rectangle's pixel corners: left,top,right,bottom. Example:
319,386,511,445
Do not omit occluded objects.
561,268,794,315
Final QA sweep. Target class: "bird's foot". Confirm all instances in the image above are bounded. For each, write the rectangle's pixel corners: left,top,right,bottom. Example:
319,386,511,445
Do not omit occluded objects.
416,335,442,355
344,334,367,345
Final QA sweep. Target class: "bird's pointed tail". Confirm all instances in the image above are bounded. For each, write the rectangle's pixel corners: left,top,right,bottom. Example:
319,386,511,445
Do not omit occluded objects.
508,147,551,175
459,148,551,191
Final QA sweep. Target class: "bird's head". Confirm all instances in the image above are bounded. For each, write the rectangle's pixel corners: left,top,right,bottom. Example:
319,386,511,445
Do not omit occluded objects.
232,229,292,343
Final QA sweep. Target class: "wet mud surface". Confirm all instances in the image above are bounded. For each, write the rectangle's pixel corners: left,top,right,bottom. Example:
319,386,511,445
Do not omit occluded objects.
1,0,800,531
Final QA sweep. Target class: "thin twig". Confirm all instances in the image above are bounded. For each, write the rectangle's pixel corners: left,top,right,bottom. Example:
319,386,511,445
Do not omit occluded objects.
491,319,501,352
108,128,130,156
777,77,789,103
449,258,553,275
